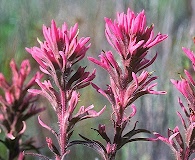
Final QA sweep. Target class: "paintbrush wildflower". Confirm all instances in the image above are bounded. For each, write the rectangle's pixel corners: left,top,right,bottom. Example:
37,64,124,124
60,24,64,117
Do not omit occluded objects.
154,39,195,160
75,8,168,160
0,59,44,160
26,20,105,159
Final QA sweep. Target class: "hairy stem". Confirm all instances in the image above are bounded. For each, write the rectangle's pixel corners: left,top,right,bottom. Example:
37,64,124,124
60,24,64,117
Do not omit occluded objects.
59,89,68,157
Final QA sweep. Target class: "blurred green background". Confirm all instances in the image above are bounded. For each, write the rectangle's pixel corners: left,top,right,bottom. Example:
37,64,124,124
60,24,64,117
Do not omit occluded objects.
0,0,195,159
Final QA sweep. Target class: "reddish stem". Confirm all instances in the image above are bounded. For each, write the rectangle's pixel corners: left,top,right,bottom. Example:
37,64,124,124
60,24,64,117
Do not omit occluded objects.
59,89,68,158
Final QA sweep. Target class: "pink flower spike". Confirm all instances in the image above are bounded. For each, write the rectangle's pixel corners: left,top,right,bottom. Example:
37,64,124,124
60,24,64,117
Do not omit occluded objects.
0,58,45,159
104,7,167,64
27,20,91,86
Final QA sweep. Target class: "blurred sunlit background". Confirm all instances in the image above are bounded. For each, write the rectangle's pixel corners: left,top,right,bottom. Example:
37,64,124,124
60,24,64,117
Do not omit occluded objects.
0,0,195,159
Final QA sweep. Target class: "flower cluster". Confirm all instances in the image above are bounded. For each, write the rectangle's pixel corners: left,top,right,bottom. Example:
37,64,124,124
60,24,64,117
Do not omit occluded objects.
154,39,195,160
0,59,44,160
4,6,195,160
104,9,167,74
26,20,105,159
74,8,168,160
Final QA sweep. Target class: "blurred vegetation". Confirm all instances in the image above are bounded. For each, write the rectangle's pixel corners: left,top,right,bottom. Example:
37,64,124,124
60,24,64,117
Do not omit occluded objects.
0,0,195,159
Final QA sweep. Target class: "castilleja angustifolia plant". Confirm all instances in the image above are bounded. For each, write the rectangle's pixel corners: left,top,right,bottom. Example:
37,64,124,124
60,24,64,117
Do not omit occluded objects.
154,38,195,160
70,8,168,160
1,6,195,160
25,20,105,159
0,59,44,160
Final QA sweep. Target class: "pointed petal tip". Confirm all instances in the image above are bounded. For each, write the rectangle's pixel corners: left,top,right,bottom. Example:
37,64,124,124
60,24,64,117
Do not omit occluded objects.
170,79,177,84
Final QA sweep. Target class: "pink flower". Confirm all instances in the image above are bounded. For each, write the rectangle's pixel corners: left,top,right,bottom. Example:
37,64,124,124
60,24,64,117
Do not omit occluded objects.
84,8,167,160
26,20,104,159
0,60,43,136
171,41,195,115
26,20,91,88
105,8,168,73
157,39,195,160
88,9,167,114
171,78,195,111
0,59,44,159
